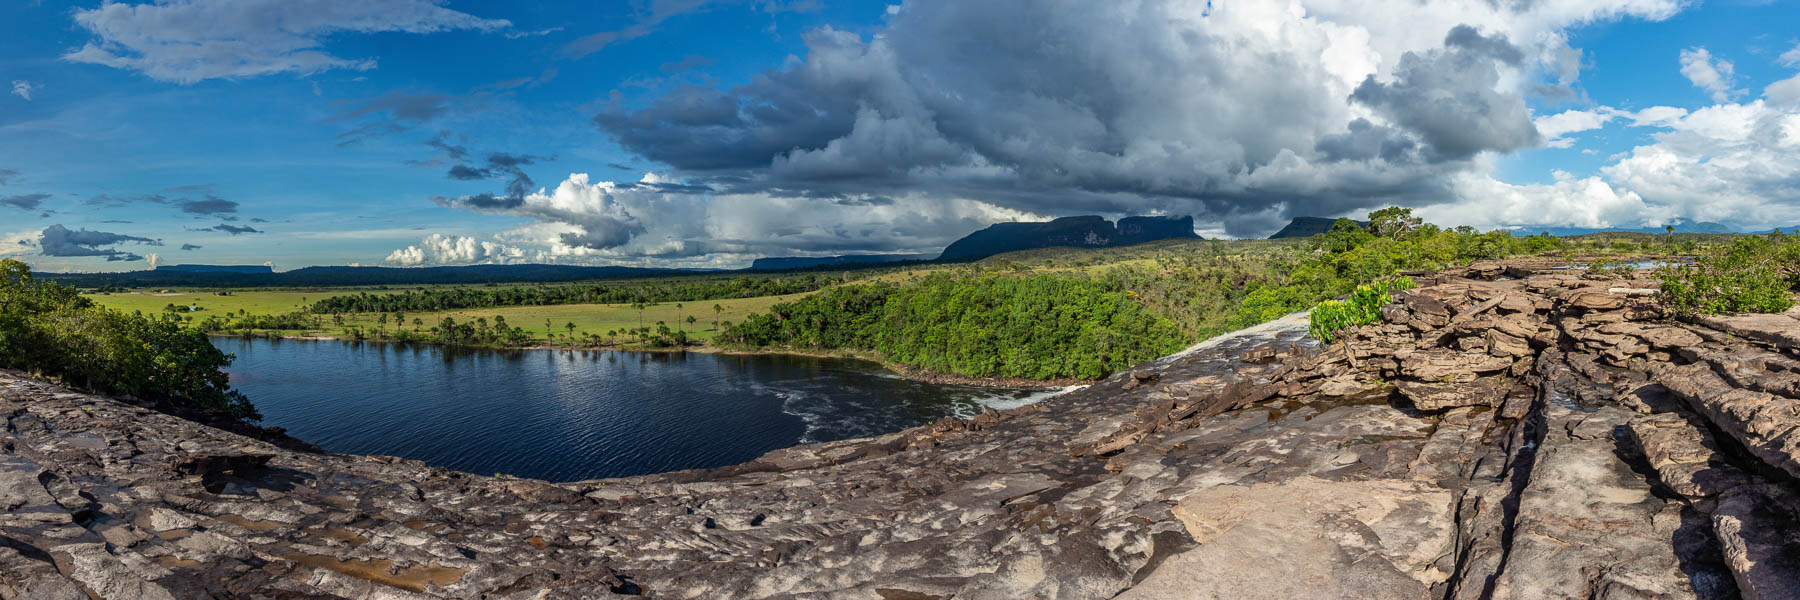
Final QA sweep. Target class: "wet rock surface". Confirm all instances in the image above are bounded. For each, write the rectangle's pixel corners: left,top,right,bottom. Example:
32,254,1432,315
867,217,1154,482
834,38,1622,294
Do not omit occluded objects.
4,261,1800,598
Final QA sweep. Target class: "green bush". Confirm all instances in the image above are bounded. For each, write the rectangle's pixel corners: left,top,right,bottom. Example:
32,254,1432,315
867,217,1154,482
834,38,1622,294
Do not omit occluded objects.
1658,234,1800,315
722,273,1186,379
1308,277,1417,343
0,260,256,419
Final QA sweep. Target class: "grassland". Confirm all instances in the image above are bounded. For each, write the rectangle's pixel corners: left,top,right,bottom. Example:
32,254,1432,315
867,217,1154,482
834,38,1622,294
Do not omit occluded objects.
82,229,1715,355
87,289,804,343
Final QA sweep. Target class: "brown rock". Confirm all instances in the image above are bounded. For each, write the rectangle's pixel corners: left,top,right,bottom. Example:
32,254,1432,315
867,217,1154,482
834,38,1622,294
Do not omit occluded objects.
1395,376,1512,411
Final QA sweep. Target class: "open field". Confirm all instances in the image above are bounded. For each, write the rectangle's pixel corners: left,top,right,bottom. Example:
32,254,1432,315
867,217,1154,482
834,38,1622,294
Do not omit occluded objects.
81,231,1725,349
87,290,808,343
86,289,317,317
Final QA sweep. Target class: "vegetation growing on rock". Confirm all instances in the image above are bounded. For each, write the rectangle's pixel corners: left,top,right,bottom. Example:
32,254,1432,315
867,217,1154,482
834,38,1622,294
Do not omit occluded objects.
722,273,1187,379
1657,233,1800,315
1307,277,1417,343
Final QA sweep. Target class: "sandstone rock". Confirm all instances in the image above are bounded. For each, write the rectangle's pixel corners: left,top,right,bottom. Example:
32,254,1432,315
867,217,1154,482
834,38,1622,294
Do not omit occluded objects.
1395,377,1511,411
1121,476,1452,600
1397,349,1514,383
3,262,1799,600
1713,484,1800,600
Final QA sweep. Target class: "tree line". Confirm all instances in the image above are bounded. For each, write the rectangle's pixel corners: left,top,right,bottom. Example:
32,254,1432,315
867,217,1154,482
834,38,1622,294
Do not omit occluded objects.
719,208,1578,381
720,273,1189,380
306,274,840,314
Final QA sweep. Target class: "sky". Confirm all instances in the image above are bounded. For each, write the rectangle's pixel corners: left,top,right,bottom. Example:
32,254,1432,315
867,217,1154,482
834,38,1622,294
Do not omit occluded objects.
1,0,1797,272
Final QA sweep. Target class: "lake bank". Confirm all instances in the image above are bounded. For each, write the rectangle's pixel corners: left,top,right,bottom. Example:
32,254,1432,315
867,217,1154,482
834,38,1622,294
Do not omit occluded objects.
209,336,1058,482
207,330,1085,389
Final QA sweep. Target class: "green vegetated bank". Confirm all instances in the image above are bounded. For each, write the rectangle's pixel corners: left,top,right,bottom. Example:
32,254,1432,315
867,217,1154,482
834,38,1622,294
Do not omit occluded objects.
307,273,840,313
721,208,1589,380
722,274,1188,379
0,260,255,419
1658,232,1800,315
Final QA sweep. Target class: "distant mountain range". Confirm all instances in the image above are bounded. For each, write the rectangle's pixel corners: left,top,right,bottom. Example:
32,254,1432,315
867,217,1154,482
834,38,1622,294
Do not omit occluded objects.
1265,216,1797,239
938,215,1200,261
46,215,1203,287
154,264,273,274
1504,220,1738,237
748,254,932,271
1267,217,1369,239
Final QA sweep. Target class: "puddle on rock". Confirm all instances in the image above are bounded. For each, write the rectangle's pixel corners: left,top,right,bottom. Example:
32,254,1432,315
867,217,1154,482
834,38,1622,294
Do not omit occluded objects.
284,554,467,593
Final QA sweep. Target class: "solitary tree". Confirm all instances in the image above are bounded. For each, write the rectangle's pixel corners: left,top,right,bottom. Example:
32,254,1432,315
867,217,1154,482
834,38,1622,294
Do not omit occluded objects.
1367,206,1421,238
565,321,577,338
712,303,723,330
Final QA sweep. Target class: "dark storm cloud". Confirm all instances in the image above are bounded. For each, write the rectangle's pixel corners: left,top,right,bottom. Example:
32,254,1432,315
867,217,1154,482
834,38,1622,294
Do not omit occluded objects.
1350,26,1541,162
206,224,263,235
38,224,159,261
589,0,1559,238
180,243,202,250
178,196,238,215
441,151,554,203
1,193,52,211
447,165,491,180
433,193,523,211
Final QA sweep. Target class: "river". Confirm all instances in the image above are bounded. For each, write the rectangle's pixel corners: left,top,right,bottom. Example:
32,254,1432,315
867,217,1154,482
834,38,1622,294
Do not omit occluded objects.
212,337,1062,482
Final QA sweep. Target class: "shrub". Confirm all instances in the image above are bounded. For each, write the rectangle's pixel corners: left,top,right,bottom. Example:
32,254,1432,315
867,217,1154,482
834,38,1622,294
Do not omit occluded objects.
0,260,256,419
1308,277,1417,343
1658,234,1800,315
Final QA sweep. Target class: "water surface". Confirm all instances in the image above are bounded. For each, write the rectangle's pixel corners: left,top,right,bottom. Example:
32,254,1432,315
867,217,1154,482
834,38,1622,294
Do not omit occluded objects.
214,337,1057,482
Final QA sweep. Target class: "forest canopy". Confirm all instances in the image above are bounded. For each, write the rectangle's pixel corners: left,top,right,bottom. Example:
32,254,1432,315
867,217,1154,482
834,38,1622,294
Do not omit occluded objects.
0,259,255,419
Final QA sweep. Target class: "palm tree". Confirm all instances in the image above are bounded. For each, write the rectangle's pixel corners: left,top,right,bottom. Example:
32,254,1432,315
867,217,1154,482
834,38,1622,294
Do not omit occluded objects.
712,304,723,330
675,303,684,334
565,322,577,338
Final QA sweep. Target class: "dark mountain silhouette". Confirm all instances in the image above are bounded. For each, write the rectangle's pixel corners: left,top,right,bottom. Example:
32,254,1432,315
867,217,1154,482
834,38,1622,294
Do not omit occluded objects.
1268,217,1368,239
1507,220,1735,237
937,215,1199,261
748,254,931,271
153,264,273,274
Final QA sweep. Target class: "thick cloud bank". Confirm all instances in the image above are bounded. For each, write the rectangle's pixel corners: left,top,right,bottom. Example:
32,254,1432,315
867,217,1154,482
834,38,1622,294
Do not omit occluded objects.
420,0,1800,265
37,225,160,262
584,0,1681,242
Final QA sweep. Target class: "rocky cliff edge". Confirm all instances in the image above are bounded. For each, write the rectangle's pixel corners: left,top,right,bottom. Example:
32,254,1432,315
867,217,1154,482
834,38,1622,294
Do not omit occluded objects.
4,261,1800,599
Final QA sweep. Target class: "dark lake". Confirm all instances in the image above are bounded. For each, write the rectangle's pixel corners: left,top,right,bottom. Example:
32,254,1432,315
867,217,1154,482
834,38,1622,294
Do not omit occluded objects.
211,337,1061,482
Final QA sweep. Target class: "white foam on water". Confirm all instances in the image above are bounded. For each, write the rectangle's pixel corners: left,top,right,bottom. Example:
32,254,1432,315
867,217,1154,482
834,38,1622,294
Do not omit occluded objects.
1158,310,1313,364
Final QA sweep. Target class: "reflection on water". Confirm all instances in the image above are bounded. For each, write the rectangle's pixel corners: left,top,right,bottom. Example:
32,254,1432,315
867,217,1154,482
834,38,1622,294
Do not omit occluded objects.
214,337,1058,482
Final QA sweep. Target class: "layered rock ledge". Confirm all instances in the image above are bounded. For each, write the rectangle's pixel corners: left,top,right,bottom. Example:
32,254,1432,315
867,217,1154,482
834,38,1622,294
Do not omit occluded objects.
5,261,1800,599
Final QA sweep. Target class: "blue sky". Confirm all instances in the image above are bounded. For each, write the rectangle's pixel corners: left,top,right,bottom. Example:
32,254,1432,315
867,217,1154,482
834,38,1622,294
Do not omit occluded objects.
2,0,1798,271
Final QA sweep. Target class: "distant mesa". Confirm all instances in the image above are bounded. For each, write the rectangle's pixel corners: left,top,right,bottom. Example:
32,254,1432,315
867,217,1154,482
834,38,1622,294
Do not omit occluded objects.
937,215,1200,261
1510,220,1736,237
1268,217,1369,239
748,254,931,271
153,264,274,274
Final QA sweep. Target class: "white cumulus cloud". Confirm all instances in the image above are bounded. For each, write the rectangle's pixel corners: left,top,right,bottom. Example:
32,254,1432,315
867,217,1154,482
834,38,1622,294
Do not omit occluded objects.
385,233,529,266
1679,47,1741,103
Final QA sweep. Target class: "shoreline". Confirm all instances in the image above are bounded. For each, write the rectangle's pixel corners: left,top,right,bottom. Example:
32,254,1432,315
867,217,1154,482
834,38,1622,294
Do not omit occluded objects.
207,331,1079,389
